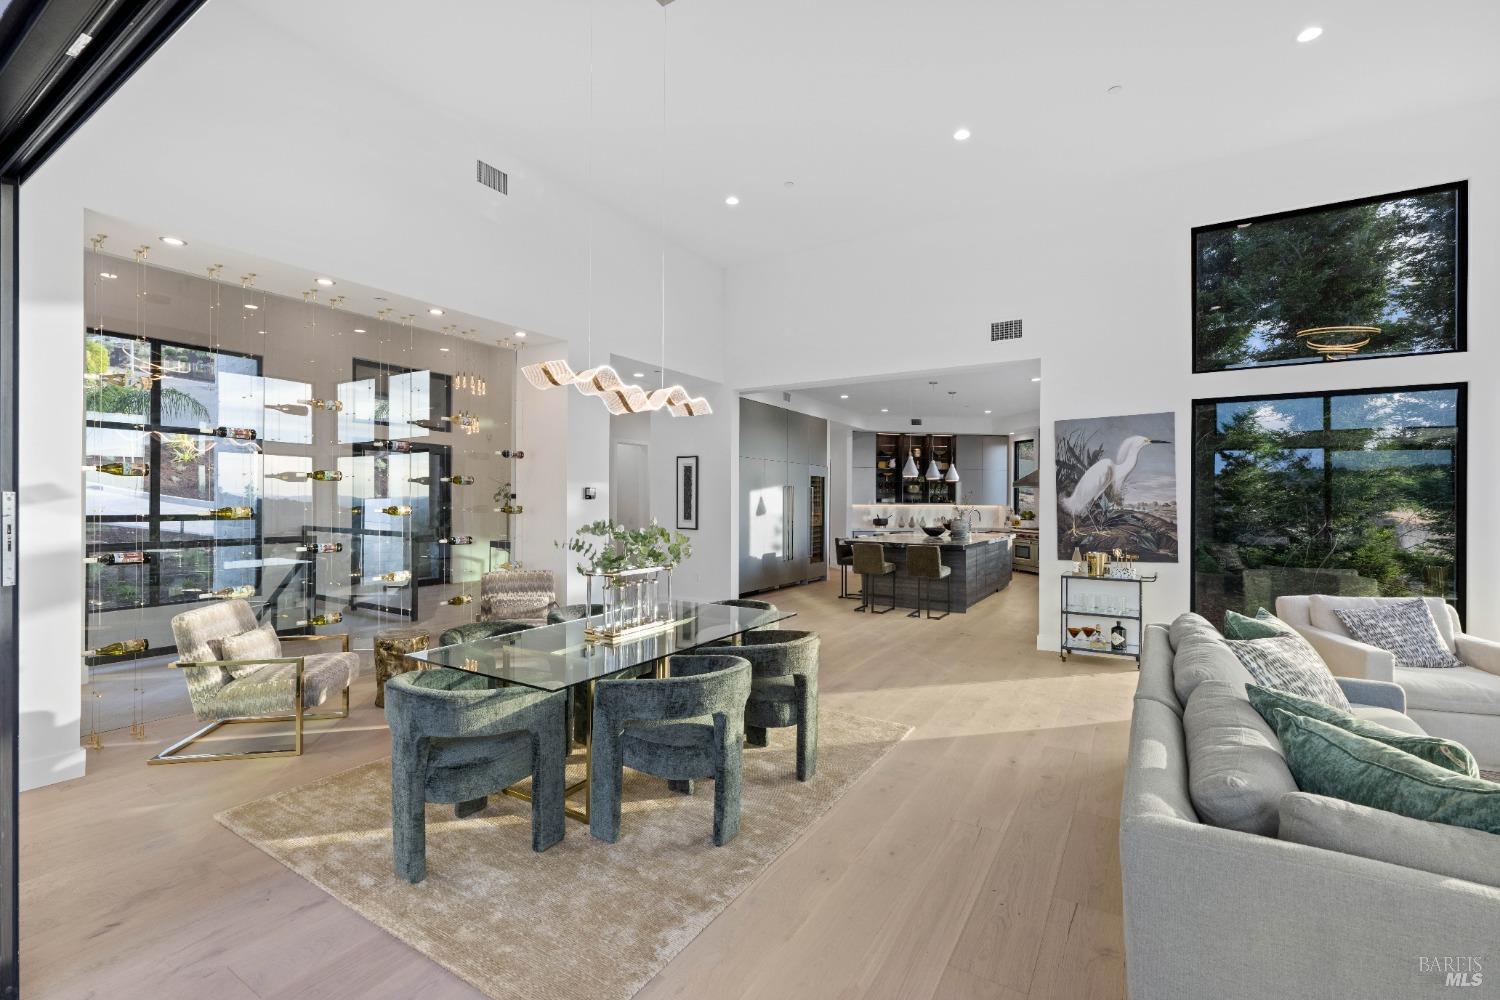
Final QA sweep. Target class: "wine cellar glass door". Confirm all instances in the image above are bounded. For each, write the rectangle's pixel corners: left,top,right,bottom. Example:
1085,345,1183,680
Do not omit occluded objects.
808,475,825,565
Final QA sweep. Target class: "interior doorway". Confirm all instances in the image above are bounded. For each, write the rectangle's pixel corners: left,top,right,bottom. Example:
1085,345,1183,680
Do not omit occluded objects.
611,441,650,530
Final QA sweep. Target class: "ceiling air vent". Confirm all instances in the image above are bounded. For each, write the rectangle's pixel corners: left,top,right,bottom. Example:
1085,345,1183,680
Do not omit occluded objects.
476,159,508,195
910,418,923,427
990,319,1022,342
782,391,792,402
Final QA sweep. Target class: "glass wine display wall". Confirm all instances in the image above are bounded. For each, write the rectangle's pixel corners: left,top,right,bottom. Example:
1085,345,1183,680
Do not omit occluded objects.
83,241,517,741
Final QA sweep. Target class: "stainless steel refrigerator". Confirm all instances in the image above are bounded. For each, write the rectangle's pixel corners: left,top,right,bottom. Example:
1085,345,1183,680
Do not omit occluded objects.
739,398,827,595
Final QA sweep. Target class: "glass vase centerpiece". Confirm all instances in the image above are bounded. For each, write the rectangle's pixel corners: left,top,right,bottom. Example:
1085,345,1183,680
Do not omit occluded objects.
561,521,693,645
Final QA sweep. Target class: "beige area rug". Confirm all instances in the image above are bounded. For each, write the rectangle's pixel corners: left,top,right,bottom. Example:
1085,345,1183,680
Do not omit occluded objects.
218,709,910,1000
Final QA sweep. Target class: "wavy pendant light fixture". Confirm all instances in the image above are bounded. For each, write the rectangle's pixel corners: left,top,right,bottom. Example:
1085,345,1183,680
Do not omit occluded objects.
519,0,712,419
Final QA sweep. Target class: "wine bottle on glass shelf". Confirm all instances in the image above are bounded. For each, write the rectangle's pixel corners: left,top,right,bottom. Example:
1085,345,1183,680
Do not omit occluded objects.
210,506,254,520
296,541,342,553
209,426,258,441
444,594,473,606
86,550,150,565
86,638,148,657
94,461,149,477
297,612,343,626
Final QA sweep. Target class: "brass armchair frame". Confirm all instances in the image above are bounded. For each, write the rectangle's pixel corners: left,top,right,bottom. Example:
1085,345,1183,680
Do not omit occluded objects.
148,634,352,765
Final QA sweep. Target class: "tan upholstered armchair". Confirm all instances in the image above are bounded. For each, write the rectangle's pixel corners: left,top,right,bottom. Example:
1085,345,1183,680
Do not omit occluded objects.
1275,595,1500,767
151,600,358,764
478,569,555,626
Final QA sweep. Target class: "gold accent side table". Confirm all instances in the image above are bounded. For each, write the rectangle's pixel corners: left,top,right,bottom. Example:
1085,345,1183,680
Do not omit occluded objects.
374,627,431,708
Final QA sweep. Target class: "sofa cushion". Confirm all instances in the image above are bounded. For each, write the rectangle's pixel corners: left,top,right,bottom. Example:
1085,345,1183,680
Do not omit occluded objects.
1248,684,1476,776
1168,612,1220,652
1274,711,1500,835
1223,608,1294,641
1227,634,1351,711
1278,792,1500,890
1333,599,1463,670
1394,664,1500,717
1171,631,1256,706
1348,704,1427,736
1183,681,1297,836
1309,595,1456,652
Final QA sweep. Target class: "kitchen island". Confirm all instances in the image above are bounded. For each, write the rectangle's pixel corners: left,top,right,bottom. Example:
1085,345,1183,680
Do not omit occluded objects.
847,532,1013,613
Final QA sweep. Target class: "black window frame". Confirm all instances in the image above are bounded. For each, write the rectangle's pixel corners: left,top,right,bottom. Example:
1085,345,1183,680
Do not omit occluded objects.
351,356,453,428
1190,180,1469,374
1189,381,1467,623
84,330,265,622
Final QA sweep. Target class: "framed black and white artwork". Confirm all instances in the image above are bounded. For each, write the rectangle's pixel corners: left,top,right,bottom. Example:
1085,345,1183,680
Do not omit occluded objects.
676,455,699,530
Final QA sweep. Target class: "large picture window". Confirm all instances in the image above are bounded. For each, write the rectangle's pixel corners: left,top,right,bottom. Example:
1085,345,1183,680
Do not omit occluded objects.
85,332,264,614
1191,384,1464,625
1192,182,1466,372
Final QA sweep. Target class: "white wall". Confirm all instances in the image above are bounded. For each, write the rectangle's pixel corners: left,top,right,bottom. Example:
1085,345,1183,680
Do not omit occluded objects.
726,98,1500,649
18,1,728,789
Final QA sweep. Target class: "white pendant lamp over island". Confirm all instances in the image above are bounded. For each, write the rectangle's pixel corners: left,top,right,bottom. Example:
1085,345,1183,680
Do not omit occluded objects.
901,452,919,478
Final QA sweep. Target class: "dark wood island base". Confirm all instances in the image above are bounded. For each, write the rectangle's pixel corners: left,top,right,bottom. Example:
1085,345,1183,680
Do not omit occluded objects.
848,533,1013,613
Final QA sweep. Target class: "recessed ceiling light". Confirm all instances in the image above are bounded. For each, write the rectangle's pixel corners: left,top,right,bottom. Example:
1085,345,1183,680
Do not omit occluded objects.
839,394,849,400
514,330,527,338
632,372,645,379
1106,84,1124,95
1296,25,1323,43
881,408,889,413
725,195,740,206
243,303,259,310
1031,377,1042,382
428,308,444,316
315,277,335,286
99,271,116,280
353,327,366,334
953,127,971,142
158,235,186,247
439,347,450,352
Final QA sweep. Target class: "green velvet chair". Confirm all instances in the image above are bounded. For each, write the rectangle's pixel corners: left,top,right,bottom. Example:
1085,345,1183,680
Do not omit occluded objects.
589,654,751,846
547,603,605,624
385,669,567,883
438,620,532,647
710,628,819,780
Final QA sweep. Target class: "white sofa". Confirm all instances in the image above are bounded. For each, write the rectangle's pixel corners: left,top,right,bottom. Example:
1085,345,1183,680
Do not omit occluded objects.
1276,595,1500,768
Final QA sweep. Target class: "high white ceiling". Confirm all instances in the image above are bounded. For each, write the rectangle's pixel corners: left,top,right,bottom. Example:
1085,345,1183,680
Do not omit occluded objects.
244,0,1500,265
792,360,1041,428
86,212,552,350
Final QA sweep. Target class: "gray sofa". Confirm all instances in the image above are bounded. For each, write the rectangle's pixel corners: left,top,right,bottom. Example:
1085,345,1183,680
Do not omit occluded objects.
1122,617,1500,1000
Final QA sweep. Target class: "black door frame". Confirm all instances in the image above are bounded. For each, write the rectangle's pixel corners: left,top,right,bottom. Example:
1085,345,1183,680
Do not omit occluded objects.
0,2,209,994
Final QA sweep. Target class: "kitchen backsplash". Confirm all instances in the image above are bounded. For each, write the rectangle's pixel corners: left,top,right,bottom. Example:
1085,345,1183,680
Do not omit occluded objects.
852,503,1012,529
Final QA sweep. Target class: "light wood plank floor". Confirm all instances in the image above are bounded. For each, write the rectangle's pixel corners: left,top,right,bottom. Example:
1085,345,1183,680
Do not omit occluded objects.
21,572,1138,1000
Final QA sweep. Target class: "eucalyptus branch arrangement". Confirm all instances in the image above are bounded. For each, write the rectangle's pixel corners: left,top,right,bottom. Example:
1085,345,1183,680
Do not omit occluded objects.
559,520,694,577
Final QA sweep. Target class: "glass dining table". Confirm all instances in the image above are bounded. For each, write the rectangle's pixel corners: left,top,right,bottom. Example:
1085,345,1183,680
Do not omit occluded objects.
406,599,794,821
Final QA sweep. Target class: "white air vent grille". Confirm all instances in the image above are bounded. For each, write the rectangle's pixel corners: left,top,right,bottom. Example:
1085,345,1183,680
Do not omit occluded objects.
990,319,1022,342
476,159,508,195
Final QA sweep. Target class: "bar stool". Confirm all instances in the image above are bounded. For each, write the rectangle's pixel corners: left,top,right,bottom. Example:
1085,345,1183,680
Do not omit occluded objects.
905,545,952,620
835,538,862,600
852,541,896,614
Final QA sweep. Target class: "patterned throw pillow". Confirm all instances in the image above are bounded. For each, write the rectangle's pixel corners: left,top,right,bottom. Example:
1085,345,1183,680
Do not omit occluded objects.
1224,608,1294,640
219,623,284,679
1247,684,1479,777
1227,633,1351,711
1333,599,1462,670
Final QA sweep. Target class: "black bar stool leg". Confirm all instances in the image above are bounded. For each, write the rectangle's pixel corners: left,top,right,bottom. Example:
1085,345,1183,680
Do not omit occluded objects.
928,574,951,620
868,570,896,614
908,576,922,618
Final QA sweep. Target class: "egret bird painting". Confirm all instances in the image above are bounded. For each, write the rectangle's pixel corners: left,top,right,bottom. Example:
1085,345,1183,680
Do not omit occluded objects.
1055,412,1179,561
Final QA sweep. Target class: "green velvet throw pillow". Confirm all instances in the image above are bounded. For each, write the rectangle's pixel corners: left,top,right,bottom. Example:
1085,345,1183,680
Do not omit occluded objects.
1224,608,1293,640
1248,684,1479,777
1272,711,1500,835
